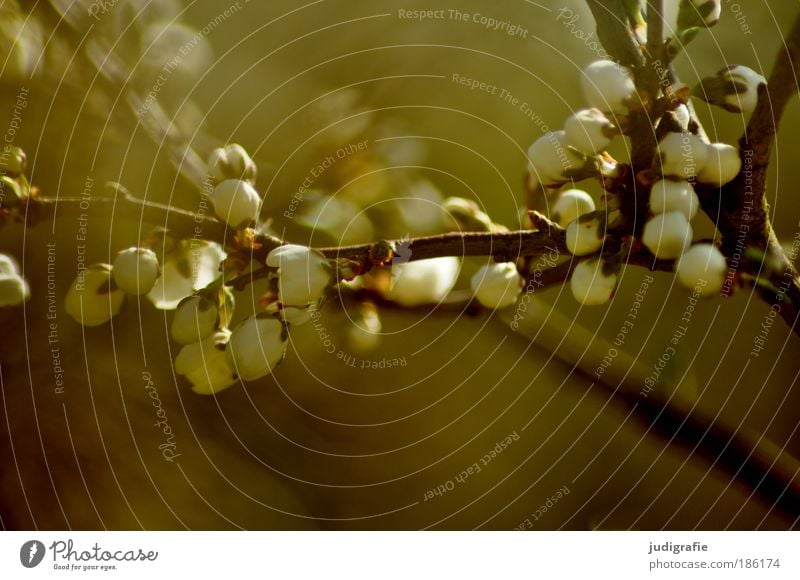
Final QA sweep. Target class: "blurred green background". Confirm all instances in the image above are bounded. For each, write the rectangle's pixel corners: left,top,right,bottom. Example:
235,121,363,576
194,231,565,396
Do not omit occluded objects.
1,0,799,529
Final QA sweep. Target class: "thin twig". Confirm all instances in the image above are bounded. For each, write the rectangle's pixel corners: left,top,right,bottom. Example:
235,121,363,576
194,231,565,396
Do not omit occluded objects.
710,11,800,331
585,0,646,68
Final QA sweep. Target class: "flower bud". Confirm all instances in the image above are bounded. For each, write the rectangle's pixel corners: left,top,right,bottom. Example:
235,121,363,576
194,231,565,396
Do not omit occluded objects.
65,264,126,326
140,22,212,84
0,175,26,207
673,104,691,132
551,189,596,228
678,0,721,30
175,330,237,395
207,144,257,183
697,143,741,186
675,244,728,296
0,253,20,276
566,215,604,256
564,108,617,154
470,262,523,310
442,197,495,232
386,257,460,307
171,295,219,344
147,240,225,310
267,304,315,326
266,244,332,307
0,274,29,306
211,179,261,228
580,60,636,114
570,258,617,306
649,179,699,219
225,315,287,381
642,212,693,259
657,132,709,178
0,15,44,81
347,304,382,353
112,247,161,295
527,131,586,186
675,244,727,296
693,65,766,114
296,192,374,245
0,145,26,176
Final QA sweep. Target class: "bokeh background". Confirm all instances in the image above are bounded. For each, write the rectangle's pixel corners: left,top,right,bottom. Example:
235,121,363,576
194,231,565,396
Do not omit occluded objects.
1,0,799,530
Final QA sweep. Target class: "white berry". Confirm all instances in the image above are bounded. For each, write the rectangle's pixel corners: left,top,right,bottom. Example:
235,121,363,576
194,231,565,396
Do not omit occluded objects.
673,104,691,131
0,274,29,306
225,316,287,381
147,240,225,310
175,330,237,395
697,143,741,186
0,146,26,176
570,258,618,306
678,0,721,28
207,144,257,183
649,179,699,219
642,212,693,259
564,108,616,154
551,189,596,227
566,216,604,256
64,264,126,326
723,66,766,114
0,253,19,276
112,247,160,295
658,132,709,178
527,131,584,186
386,257,460,307
171,295,219,344
266,244,332,307
347,306,382,353
211,179,261,228
580,60,636,114
675,244,727,296
471,262,523,310
272,304,315,326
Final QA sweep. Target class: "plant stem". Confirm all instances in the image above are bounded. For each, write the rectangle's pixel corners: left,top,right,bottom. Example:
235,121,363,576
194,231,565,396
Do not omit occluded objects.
585,0,646,68
710,11,800,332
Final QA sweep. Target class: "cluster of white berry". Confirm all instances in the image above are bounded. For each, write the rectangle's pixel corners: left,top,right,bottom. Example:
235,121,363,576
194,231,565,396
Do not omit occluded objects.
61,144,261,330
174,242,332,394
523,55,763,306
63,249,159,327
59,144,339,394
207,160,332,389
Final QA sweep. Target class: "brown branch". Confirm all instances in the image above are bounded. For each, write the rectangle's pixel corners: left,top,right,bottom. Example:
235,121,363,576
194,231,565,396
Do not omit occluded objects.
625,1,665,172
585,0,646,68
708,11,800,332
322,229,566,265
646,0,664,72
508,281,800,523
611,382,800,522
228,229,568,291
737,13,800,210
23,183,285,251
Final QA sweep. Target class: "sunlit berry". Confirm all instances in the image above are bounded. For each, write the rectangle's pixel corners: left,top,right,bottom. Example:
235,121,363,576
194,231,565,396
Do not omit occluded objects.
471,262,523,310
642,212,693,259
112,247,160,296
